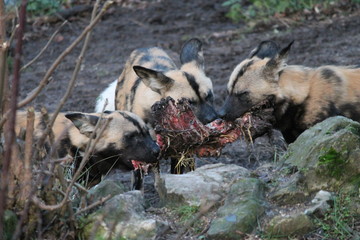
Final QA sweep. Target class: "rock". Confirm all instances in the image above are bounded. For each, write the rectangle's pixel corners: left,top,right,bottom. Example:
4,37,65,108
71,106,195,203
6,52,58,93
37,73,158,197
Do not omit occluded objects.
207,178,266,239
82,191,168,240
162,163,250,207
271,116,360,205
266,213,314,237
304,190,334,216
87,175,126,203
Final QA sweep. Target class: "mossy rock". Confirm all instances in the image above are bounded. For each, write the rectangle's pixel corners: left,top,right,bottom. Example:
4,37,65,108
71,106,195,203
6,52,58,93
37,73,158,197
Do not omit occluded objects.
271,116,360,204
207,178,265,239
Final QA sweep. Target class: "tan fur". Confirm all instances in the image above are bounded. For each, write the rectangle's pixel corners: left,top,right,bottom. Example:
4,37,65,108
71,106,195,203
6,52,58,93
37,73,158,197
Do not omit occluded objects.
114,39,217,124
222,40,360,142
15,111,148,155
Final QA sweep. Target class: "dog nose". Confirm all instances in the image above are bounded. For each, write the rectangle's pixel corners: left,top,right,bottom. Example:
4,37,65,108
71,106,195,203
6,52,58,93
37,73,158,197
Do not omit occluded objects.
218,107,226,119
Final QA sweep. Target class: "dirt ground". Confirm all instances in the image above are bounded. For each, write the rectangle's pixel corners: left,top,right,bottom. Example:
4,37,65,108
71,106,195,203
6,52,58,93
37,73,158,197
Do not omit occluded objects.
16,0,360,238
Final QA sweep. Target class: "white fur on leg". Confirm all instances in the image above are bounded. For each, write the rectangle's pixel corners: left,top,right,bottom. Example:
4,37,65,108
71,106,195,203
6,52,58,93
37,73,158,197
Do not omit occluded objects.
95,80,117,112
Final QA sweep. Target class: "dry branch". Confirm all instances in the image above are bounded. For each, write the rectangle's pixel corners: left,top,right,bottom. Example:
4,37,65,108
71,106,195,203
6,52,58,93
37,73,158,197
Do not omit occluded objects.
0,0,114,128
31,117,110,211
19,107,35,203
0,0,27,237
74,194,112,216
21,20,68,72
36,0,101,149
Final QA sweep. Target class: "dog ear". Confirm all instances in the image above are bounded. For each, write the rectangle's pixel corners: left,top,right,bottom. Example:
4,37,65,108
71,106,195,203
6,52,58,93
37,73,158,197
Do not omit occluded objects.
133,65,174,94
249,40,280,59
263,41,294,81
278,40,294,60
180,38,205,70
65,112,100,138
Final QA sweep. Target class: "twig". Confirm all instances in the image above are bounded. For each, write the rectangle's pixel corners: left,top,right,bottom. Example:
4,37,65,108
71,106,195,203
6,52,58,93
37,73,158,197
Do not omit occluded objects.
56,165,76,234
37,0,101,149
0,0,5,43
0,0,114,128
19,107,35,203
74,194,111,216
0,0,27,237
31,117,110,211
21,21,68,71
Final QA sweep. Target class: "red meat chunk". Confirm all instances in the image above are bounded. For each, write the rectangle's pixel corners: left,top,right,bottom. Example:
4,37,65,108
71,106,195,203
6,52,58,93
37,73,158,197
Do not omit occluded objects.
151,97,275,159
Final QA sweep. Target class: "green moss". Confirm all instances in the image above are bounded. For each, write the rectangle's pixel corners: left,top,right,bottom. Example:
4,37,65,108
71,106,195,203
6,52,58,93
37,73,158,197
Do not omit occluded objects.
174,205,199,223
318,147,347,179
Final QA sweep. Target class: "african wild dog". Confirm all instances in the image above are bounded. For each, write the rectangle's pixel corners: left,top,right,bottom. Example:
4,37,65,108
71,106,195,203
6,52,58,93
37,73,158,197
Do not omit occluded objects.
15,110,160,189
95,38,218,126
220,40,360,143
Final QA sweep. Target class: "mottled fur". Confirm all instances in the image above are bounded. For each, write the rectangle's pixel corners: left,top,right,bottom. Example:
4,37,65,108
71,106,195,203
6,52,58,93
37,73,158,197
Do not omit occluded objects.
220,40,360,142
96,38,217,125
15,110,159,185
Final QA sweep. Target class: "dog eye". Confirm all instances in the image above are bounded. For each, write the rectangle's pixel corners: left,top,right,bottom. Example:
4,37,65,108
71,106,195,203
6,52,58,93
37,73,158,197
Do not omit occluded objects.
205,93,214,103
124,132,137,139
188,99,196,105
235,91,249,99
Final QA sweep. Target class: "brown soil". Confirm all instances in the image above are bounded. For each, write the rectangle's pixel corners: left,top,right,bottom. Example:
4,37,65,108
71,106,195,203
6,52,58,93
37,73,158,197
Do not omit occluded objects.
17,0,360,238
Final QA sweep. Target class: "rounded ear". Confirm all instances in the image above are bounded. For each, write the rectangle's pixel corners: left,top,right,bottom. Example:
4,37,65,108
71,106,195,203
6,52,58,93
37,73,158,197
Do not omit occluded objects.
180,38,205,70
133,66,174,93
249,40,280,59
65,112,100,138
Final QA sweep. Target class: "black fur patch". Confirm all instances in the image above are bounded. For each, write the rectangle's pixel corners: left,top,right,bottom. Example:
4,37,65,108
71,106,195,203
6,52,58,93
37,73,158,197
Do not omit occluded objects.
184,72,202,102
205,90,214,103
129,78,142,111
116,75,126,93
138,54,152,64
231,60,254,93
152,63,173,72
274,100,306,143
58,136,72,158
117,111,147,136
321,68,342,84
340,103,360,120
220,92,253,121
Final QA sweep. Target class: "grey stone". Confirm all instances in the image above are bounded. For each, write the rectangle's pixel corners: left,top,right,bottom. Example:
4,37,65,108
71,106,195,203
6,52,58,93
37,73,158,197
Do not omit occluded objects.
271,116,360,205
163,163,250,207
207,178,266,239
82,191,168,240
266,213,314,237
305,190,334,216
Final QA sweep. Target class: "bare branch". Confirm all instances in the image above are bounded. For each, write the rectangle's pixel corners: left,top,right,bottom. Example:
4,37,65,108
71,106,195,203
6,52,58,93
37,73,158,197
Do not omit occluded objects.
19,107,35,202
21,21,68,72
75,194,112,216
0,0,28,237
31,117,110,211
0,0,114,128
37,0,102,149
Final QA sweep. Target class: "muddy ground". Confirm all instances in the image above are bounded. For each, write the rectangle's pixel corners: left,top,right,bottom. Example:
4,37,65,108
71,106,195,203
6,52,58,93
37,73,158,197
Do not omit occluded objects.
16,0,360,238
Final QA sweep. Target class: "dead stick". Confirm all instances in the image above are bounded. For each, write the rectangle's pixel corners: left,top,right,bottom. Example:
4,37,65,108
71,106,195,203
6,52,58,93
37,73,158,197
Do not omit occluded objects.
31,118,110,211
21,20,68,71
0,0,27,237
75,195,111,216
12,108,35,240
20,107,35,202
0,0,114,128
37,0,101,149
